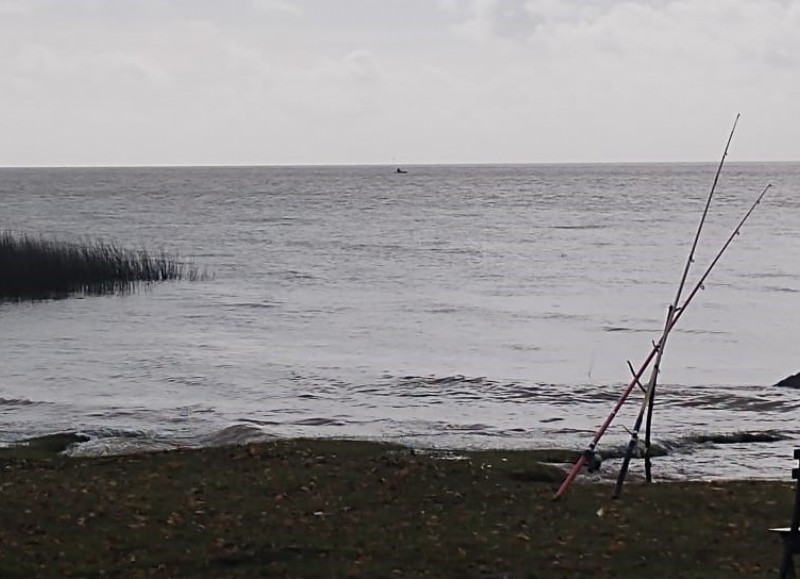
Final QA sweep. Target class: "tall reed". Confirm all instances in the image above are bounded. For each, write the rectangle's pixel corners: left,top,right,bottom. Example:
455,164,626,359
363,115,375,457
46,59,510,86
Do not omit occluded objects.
0,232,202,301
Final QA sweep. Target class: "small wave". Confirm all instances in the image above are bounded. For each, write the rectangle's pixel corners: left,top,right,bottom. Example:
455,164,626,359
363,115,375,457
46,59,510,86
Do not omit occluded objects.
86,410,138,418
539,312,589,321
600,443,675,460
603,326,657,333
201,424,275,446
363,375,588,406
763,285,800,293
677,328,726,335
426,375,488,385
426,428,507,439
427,246,482,256
603,325,725,336
678,392,797,412
744,271,800,280
385,376,498,400
280,270,317,280
594,431,788,462
549,224,604,230
685,431,787,445
440,423,494,432
558,383,630,405
425,306,460,314
238,418,282,426
80,428,158,440
63,429,176,457
291,417,347,427
67,438,177,457
0,397,43,407
509,344,541,352
222,301,279,309
297,393,322,400
65,424,283,458
258,216,312,225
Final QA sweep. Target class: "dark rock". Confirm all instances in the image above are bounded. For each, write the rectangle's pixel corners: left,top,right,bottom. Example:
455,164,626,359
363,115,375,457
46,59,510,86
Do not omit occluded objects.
688,431,786,444
24,432,90,453
0,432,90,461
774,372,800,388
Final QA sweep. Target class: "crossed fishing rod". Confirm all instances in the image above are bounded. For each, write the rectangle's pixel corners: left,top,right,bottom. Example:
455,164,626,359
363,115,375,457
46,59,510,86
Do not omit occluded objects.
554,114,772,500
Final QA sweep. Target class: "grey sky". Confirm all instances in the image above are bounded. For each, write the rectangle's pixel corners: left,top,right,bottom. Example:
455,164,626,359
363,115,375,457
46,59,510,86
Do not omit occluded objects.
1,0,799,166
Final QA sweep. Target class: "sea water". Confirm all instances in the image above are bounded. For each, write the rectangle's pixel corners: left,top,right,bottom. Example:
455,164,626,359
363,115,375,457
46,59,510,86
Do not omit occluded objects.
1,163,799,480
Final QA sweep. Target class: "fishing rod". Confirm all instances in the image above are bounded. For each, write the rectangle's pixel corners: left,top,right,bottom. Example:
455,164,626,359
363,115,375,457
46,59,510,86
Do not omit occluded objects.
553,181,772,501
614,114,740,496
555,181,771,500
630,180,772,477
552,117,738,500
643,115,744,480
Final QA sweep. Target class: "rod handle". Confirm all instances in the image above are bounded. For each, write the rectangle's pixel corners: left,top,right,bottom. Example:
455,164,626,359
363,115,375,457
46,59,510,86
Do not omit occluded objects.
553,454,587,501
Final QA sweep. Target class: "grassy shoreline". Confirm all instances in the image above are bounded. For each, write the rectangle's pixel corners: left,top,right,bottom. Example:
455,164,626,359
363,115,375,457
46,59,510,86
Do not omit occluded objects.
0,437,793,577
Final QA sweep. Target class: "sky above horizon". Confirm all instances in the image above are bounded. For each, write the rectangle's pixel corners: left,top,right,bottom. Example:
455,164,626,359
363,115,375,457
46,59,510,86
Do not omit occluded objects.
1,0,799,167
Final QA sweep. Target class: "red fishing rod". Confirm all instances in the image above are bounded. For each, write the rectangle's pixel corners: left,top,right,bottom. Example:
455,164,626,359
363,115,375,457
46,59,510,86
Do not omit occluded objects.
554,182,772,500
614,114,740,496
613,189,774,498
553,115,739,500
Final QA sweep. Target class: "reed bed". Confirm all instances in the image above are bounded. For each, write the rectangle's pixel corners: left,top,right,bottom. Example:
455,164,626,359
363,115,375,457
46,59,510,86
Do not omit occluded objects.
0,231,202,301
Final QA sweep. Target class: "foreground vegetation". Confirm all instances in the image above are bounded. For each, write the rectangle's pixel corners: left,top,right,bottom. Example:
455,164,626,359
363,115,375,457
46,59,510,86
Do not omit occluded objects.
0,232,201,301
0,436,793,577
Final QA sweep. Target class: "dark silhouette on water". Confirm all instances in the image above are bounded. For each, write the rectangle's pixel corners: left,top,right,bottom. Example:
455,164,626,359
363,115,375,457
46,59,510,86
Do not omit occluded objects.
395,167,407,174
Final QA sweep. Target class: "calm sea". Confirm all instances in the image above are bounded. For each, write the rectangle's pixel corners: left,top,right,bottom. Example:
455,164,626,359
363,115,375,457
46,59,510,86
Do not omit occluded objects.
1,163,799,480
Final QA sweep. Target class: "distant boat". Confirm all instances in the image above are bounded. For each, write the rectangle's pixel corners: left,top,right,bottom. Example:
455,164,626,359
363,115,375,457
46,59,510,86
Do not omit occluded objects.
395,167,407,174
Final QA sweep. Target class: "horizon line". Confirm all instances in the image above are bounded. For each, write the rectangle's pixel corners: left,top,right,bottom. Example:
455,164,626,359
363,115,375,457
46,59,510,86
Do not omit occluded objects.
1,159,798,170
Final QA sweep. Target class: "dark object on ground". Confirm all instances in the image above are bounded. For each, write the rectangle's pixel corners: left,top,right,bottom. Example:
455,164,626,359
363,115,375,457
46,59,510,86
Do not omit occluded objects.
0,433,91,466
689,431,787,444
769,448,800,578
775,373,800,388
0,231,202,301
583,449,603,472
15,432,89,455
0,437,793,577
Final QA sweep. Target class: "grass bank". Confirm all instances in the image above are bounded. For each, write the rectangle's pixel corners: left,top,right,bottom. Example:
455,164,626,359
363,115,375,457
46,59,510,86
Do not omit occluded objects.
0,232,201,301
0,437,792,577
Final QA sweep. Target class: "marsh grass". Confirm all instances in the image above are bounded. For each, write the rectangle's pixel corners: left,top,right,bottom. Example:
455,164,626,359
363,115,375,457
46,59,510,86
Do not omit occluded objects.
0,231,203,301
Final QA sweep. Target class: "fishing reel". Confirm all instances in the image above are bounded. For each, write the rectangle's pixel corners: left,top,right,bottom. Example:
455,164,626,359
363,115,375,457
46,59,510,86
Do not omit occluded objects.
582,449,602,473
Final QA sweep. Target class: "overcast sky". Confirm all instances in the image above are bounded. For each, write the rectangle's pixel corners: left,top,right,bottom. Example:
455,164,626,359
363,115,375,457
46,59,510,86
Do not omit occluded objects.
1,0,799,166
